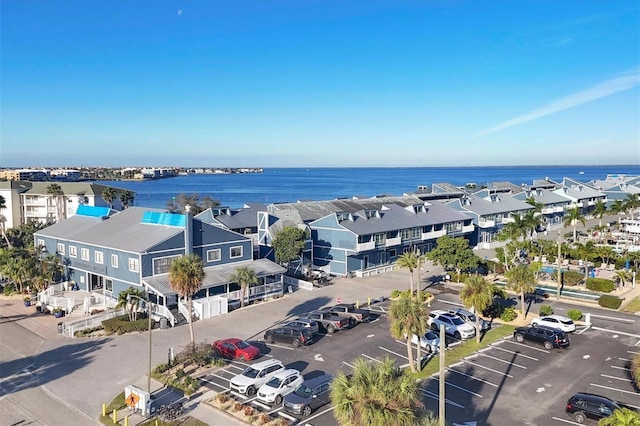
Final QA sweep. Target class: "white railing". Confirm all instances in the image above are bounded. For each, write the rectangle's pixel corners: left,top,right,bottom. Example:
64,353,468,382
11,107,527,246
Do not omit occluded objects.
284,275,313,291
64,308,125,338
154,304,176,327
356,241,375,252
422,229,447,240
226,282,284,304
478,219,495,228
462,224,475,233
385,236,401,247
178,300,192,321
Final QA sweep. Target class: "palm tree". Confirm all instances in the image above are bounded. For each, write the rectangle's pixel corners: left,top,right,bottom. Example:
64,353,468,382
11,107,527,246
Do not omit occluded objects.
396,251,419,296
101,187,116,209
623,193,640,220
120,190,135,208
563,207,586,242
592,200,608,228
610,199,626,224
229,265,258,309
504,265,536,318
169,254,205,350
614,269,632,287
0,195,11,248
598,407,640,426
388,294,427,372
331,357,424,426
496,219,526,271
459,275,494,344
115,287,148,322
46,183,64,222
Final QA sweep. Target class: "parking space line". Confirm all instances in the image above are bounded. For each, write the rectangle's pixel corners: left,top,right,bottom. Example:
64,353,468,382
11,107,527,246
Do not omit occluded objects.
480,353,527,369
268,406,284,415
303,405,336,423
600,374,633,383
490,345,539,361
610,366,631,371
211,372,234,381
228,364,247,371
446,367,499,388
439,300,464,307
378,346,409,360
198,377,228,390
342,361,355,369
502,340,550,353
592,326,640,338
551,416,582,425
628,350,640,355
361,354,383,363
575,326,590,335
252,400,271,411
590,383,639,396
462,360,513,378
430,375,483,398
421,389,464,408
618,357,632,362
277,411,297,422
588,313,635,324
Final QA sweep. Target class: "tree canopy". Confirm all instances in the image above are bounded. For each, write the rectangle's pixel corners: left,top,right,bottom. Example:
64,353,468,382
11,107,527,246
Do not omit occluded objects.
388,294,427,372
271,225,308,266
169,254,205,349
166,193,220,215
229,265,259,308
426,235,479,282
505,264,536,318
459,275,493,343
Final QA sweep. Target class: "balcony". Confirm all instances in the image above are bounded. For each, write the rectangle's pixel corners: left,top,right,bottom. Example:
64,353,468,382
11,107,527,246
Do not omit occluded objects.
385,236,401,247
422,229,447,240
356,241,375,252
462,224,475,233
477,219,496,228
502,217,515,224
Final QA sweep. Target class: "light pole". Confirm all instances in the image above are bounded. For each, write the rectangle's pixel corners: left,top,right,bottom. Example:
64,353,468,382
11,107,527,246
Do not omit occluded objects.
556,231,562,300
128,294,153,394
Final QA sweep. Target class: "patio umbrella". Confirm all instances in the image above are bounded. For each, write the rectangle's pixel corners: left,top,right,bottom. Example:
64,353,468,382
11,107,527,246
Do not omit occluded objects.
625,258,630,269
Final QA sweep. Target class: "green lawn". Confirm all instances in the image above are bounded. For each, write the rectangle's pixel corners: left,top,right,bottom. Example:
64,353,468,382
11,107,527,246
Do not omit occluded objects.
410,324,516,380
621,296,640,314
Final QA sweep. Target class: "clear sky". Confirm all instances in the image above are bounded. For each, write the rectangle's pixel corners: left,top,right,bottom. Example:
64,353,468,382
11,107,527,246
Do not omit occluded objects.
1,0,639,168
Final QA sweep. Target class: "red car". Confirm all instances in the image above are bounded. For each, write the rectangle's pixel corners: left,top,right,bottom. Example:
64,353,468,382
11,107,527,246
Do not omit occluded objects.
212,338,260,361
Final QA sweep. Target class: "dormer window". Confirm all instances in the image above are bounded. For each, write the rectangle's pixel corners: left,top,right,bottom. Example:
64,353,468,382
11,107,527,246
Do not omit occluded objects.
365,210,378,219
491,195,500,202
337,212,351,221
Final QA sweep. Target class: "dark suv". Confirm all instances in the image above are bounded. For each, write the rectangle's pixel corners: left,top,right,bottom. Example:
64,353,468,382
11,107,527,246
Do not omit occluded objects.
264,326,313,348
513,325,569,349
565,392,635,423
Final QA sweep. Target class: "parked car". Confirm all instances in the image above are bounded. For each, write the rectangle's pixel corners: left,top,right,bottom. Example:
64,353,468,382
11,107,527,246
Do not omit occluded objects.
307,310,349,334
448,308,489,331
427,310,476,340
264,325,314,347
328,303,371,327
565,392,637,423
229,359,285,396
212,338,260,361
283,374,333,416
513,325,570,350
410,331,441,353
256,368,304,405
531,315,576,333
282,318,320,335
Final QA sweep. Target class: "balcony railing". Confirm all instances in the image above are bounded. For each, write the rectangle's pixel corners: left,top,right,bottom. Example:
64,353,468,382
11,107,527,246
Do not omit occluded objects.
356,241,375,252
478,219,496,228
422,229,447,240
385,236,401,247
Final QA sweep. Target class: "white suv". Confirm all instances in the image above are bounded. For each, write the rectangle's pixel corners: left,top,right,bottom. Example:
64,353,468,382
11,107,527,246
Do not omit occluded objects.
230,359,285,396
427,310,476,340
257,368,304,405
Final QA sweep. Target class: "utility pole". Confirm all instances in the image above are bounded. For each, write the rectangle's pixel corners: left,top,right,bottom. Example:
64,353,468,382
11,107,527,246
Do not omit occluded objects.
439,325,445,426
556,231,562,300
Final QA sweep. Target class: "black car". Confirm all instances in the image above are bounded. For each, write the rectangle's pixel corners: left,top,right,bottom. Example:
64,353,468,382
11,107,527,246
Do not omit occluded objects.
513,325,569,349
264,326,313,347
565,392,635,423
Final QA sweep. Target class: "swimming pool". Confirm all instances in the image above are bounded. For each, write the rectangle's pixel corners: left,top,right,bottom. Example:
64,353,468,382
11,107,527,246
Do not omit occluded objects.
540,266,568,274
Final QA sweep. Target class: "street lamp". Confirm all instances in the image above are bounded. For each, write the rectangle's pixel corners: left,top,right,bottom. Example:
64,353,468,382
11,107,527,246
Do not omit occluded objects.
128,294,153,394
556,231,562,300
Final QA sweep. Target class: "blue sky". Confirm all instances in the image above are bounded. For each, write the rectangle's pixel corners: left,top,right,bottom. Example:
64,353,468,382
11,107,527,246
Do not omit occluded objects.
1,0,639,167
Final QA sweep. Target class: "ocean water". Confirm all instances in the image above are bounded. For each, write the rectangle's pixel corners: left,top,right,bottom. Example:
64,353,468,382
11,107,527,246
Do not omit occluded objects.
99,165,639,209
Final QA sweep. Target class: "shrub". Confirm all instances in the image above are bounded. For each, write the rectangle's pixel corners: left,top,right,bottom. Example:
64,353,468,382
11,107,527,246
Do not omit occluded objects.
632,353,640,388
102,315,149,335
598,295,623,309
3,283,16,296
539,305,554,316
216,393,229,403
563,270,584,287
182,375,200,395
175,368,186,379
232,401,243,412
244,405,254,416
586,278,615,293
153,363,170,374
258,413,271,425
567,309,582,321
73,325,103,337
500,307,518,322
483,301,505,319
390,289,401,298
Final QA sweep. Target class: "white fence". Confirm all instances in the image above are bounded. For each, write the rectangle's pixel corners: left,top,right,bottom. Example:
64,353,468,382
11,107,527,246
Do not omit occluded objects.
226,282,284,305
193,296,229,320
283,275,314,291
62,308,125,338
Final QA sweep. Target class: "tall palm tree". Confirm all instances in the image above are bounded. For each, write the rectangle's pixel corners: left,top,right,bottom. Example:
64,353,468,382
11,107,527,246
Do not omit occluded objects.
562,207,586,242
396,251,419,296
101,187,116,209
609,199,626,224
388,294,427,372
459,275,494,344
330,357,424,426
229,265,258,308
592,200,608,228
169,254,205,350
115,287,148,322
0,195,11,248
46,183,64,222
120,190,135,208
598,407,640,426
496,219,526,271
614,269,632,287
624,193,640,220
504,264,536,318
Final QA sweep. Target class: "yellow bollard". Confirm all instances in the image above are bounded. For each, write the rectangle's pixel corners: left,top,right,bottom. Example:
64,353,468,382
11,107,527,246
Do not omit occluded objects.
155,420,159,426
102,403,106,417
112,408,117,424
356,300,359,309
368,297,371,306
124,415,128,426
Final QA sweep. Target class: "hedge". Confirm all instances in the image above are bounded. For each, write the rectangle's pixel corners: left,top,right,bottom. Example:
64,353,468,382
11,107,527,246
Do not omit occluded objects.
539,305,554,316
567,309,582,321
598,295,622,309
102,315,150,335
563,270,584,287
586,278,615,293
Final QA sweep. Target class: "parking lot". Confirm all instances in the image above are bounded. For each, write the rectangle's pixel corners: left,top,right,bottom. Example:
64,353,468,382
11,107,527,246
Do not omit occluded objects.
198,298,640,426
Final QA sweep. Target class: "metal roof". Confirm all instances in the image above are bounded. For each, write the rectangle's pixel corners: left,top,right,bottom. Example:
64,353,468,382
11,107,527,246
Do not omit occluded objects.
143,258,286,297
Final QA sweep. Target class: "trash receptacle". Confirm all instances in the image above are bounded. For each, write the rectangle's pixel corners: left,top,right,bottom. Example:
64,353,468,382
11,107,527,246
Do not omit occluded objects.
57,322,64,334
160,318,167,329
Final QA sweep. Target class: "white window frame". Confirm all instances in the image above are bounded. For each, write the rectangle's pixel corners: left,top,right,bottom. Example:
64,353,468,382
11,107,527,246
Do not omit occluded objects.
69,245,77,258
207,249,221,262
37,239,45,249
128,258,139,273
230,246,243,259
152,255,180,275
56,243,65,256
111,254,118,268
81,248,90,261
94,251,104,264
